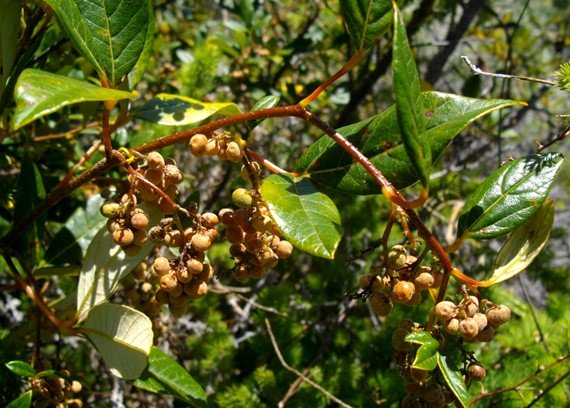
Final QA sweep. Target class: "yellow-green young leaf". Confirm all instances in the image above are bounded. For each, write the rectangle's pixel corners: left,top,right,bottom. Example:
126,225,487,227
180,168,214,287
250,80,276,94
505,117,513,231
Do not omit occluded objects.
44,0,153,86
340,0,393,50
81,303,153,380
260,173,343,259
481,200,554,287
392,3,430,189
134,93,240,126
437,354,469,408
11,69,136,130
76,206,161,322
405,331,438,371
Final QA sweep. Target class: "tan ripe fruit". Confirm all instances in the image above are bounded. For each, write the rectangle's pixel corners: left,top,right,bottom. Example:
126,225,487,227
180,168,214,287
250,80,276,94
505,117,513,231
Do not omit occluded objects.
391,281,416,304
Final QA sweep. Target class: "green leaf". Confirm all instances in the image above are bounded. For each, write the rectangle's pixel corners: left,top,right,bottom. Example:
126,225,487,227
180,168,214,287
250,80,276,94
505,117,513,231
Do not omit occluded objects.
259,173,343,259
5,391,32,408
134,93,240,126
44,0,153,85
481,200,554,286
46,194,106,265
457,153,563,240
134,347,208,407
340,0,393,50
392,4,430,189
14,160,45,264
437,354,469,408
405,331,439,371
247,95,280,131
76,206,161,322
81,303,153,380
5,360,35,378
127,0,155,89
296,92,523,195
11,69,136,130
0,0,21,92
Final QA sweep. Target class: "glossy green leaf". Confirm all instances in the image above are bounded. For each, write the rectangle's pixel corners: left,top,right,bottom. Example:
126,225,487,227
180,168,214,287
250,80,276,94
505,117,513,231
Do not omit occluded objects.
5,360,35,378
127,0,155,89
5,391,32,408
247,95,280,131
392,4,430,188
405,331,438,371
134,347,208,407
260,173,343,259
297,92,523,195
46,194,106,265
134,93,240,126
0,0,21,93
14,160,45,264
45,0,153,85
480,200,554,287
340,0,393,50
11,69,136,130
76,206,161,322
457,153,563,240
437,353,469,408
81,303,152,380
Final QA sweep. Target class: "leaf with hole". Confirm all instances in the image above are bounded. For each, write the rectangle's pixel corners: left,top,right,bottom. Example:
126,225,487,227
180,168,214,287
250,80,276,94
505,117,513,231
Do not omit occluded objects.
392,4,430,189
81,303,153,380
45,0,153,85
406,331,439,371
296,92,523,195
134,93,240,126
133,347,208,407
260,173,343,259
457,153,563,240
479,199,554,287
340,0,393,50
11,69,136,130
76,206,161,322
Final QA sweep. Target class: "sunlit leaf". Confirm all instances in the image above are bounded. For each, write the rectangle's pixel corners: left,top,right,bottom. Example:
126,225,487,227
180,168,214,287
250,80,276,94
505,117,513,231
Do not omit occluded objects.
134,347,208,407
457,153,563,240
406,331,438,371
260,173,343,259
247,95,280,131
45,0,153,85
134,93,240,126
297,92,523,195
479,200,554,287
437,353,469,408
5,361,35,378
127,0,155,89
11,69,136,130
81,303,153,380
392,4,430,188
340,0,393,50
5,391,32,408
76,206,161,322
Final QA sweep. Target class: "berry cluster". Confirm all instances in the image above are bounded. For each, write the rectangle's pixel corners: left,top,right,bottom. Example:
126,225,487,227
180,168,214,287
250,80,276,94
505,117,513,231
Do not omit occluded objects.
361,245,442,316
122,262,162,319
132,151,183,214
189,132,245,163
435,297,511,343
100,194,149,255
219,188,293,281
29,370,82,408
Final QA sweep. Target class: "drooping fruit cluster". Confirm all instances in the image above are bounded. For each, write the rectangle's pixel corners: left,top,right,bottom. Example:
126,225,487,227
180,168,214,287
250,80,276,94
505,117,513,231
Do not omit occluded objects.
219,188,293,281
360,245,442,316
29,370,82,408
391,320,454,408
435,296,511,343
189,131,246,163
147,214,218,316
122,262,163,319
100,194,149,255
131,151,183,214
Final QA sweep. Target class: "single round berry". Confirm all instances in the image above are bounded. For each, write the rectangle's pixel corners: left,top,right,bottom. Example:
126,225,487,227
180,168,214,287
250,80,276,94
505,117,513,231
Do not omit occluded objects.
392,281,416,304
163,164,183,185
414,271,435,290
410,367,429,382
219,208,235,226
445,318,460,335
391,327,414,352
159,273,178,292
146,151,165,170
189,134,208,156
468,363,486,381
148,225,166,242
387,245,407,269
401,395,422,408
472,312,488,331
460,296,479,317
232,188,253,208
459,317,479,340
113,228,134,247
202,212,219,228
486,304,511,327
70,380,82,394
176,267,192,283
100,202,121,218
225,226,245,244
420,383,443,403
435,301,458,321
275,240,293,259
186,258,204,274
130,211,149,230
370,292,393,316
226,141,244,162
191,233,212,252
204,138,219,156
164,230,183,247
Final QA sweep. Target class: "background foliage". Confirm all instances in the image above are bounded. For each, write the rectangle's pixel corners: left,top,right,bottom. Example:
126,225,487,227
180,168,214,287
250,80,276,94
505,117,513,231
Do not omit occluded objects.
0,0,569,407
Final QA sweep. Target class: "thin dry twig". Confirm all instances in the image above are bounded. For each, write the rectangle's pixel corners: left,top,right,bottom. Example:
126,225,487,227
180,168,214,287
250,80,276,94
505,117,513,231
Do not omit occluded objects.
461,55,557,86
264,318,354,408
